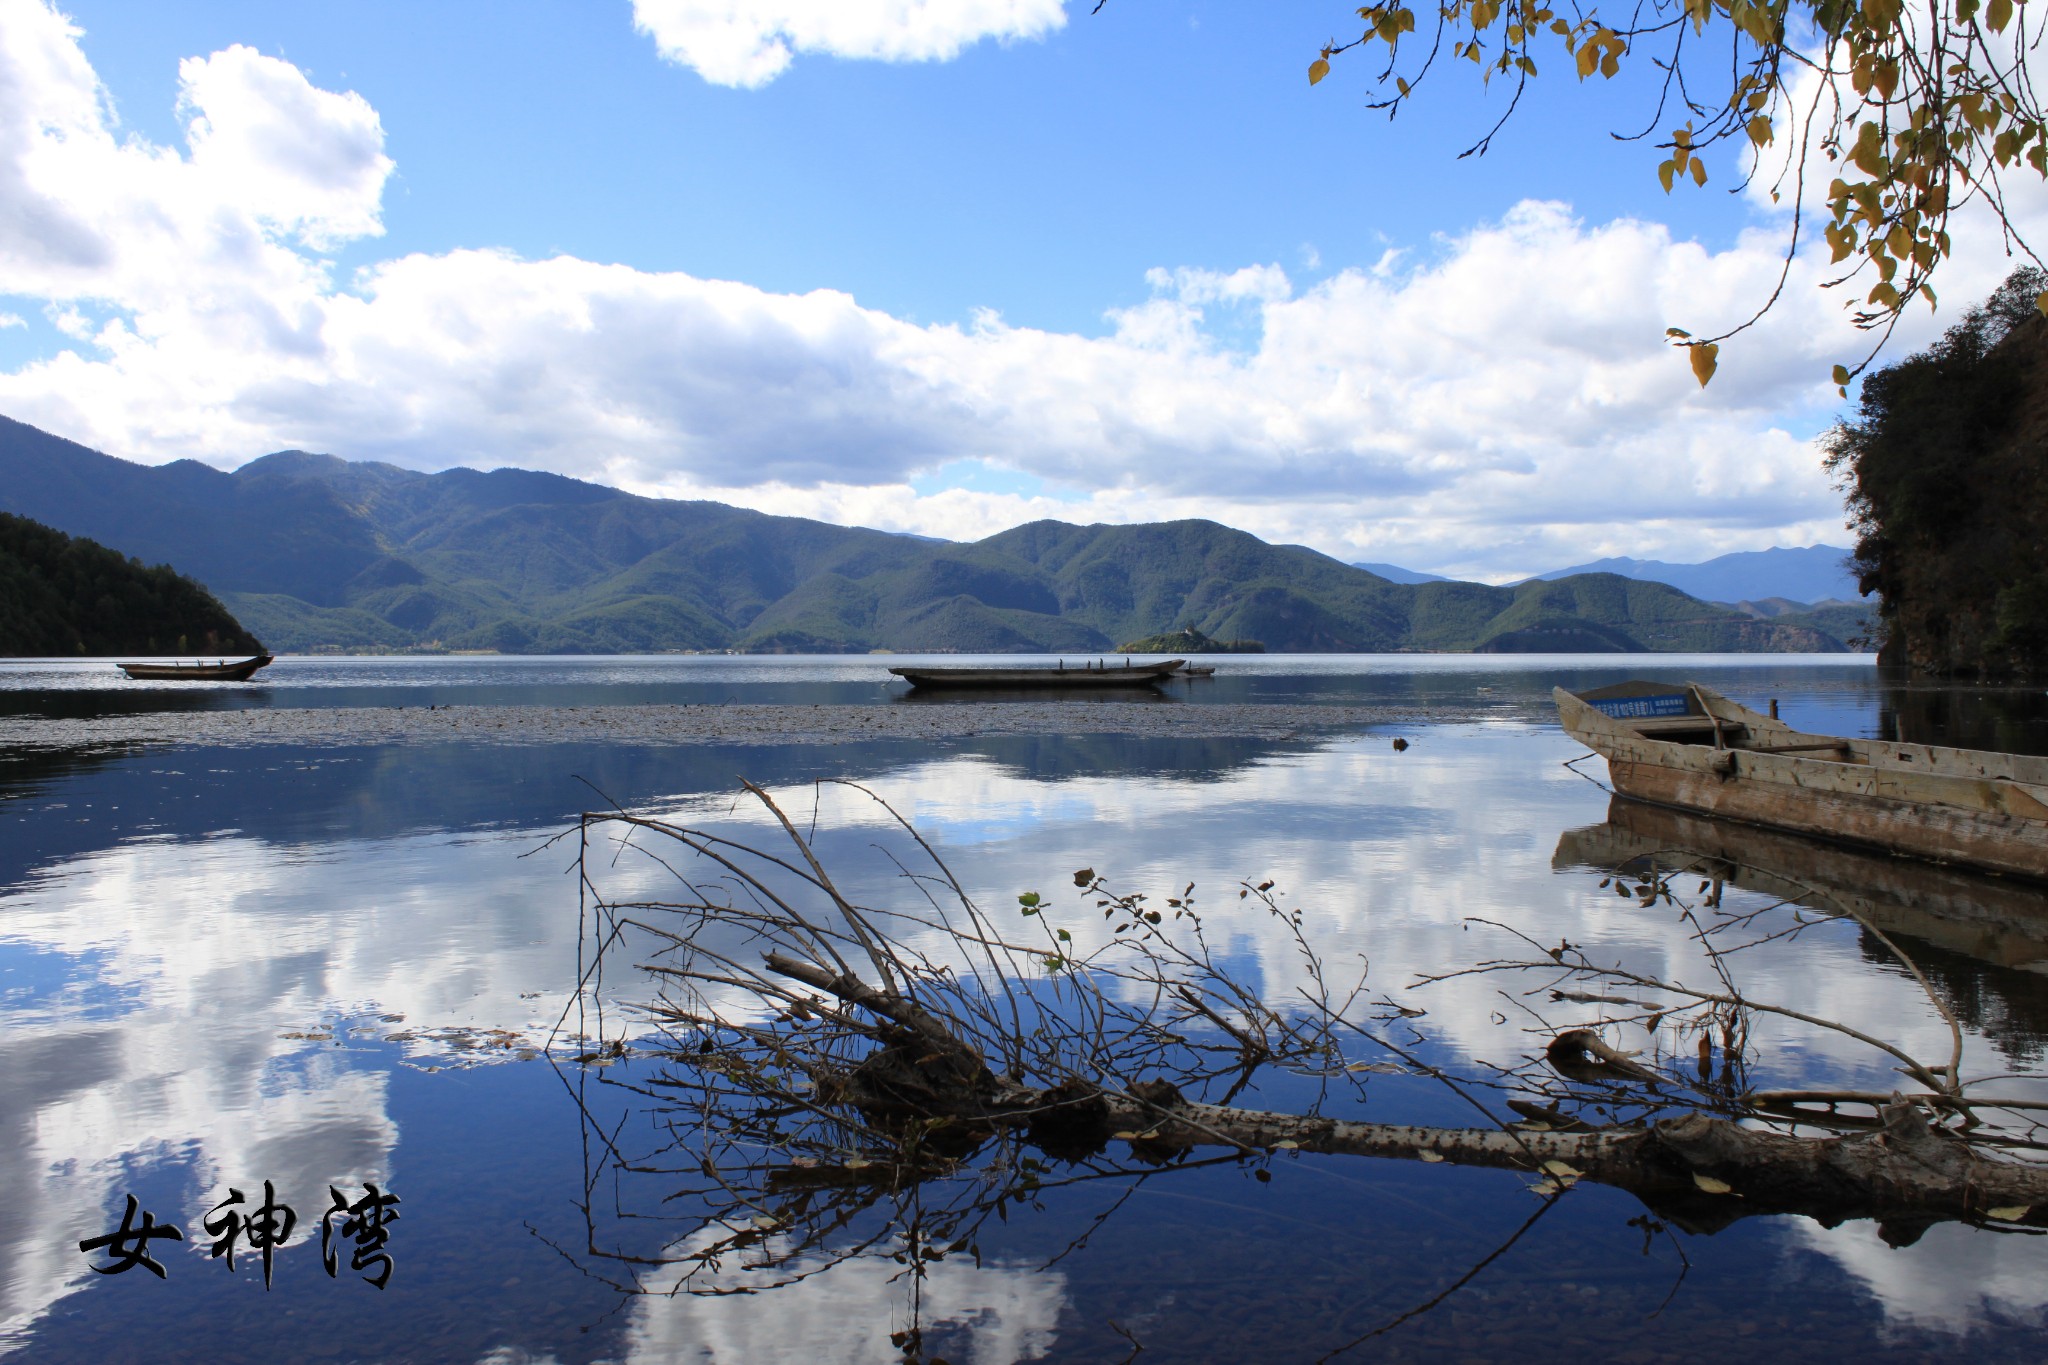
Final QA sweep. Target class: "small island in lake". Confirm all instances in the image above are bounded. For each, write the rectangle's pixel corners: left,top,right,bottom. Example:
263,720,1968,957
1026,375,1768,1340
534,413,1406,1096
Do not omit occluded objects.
1115,627,1265,654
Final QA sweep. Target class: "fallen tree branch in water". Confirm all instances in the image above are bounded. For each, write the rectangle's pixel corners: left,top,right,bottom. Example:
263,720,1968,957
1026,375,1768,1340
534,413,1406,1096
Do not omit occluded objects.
749,943,2048,1239
559,778,2048,1318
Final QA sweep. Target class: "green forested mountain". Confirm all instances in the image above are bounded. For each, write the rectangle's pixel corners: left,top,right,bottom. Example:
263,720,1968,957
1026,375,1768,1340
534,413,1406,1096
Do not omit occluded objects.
0,510,262,657
0,415,1849,654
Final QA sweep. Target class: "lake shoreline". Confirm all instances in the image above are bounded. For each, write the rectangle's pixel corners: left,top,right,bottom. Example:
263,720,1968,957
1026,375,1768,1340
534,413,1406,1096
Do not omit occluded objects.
0,698,1532,753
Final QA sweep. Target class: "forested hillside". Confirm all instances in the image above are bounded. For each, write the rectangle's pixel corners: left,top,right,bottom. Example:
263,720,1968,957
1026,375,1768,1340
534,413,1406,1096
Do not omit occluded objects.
1826,269,2048,677
0,415,1850,655
0,511,262,657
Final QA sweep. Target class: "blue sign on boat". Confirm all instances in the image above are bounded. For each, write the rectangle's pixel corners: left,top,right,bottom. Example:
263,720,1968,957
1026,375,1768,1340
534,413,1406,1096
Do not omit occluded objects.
1588,693,1692,720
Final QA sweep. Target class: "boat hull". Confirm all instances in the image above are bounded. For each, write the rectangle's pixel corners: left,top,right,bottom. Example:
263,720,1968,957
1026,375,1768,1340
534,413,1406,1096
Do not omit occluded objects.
1557,683,2048,882
117,654,274,682
889,660,1184,691
1604,754,2048,881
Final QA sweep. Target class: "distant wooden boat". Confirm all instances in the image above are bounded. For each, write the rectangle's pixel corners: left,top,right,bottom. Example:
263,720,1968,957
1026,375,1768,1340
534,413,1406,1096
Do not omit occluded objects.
117,654,274,682
1556,680,2048,881
890,659,1185,691
1177,664,1217,678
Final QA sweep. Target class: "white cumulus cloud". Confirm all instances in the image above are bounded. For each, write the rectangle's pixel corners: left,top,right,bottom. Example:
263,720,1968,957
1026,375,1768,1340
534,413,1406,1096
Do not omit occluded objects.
630,0,1068,87
177,45,391,251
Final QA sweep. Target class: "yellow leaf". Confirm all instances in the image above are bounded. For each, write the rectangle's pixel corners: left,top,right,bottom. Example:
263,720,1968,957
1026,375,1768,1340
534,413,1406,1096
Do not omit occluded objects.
1308,58,1330,85
1747,116,1773,146
1693,1172,1735,1195
1274,1139,1301,1150
1418,1150,1445,1162
1986,1204,2031,1221
1689,342,1719,388
1831,364,1851,385
1690,156,1707,187
1989,0,2014,29
1111,1130,1138,1140
1543,1160,1583,1180
1397,76,1411,96
1658,160,1676,193
2036,290,2048,316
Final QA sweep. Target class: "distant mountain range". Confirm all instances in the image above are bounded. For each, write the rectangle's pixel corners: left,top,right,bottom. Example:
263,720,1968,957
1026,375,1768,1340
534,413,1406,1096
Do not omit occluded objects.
1358,546,1862,605
0,415,1861,655
1533,546,1862,606
1348,561,1450,585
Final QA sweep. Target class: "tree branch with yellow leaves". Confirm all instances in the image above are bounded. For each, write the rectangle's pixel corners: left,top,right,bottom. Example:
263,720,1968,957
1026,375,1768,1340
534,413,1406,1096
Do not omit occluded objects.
1239,0,2048,385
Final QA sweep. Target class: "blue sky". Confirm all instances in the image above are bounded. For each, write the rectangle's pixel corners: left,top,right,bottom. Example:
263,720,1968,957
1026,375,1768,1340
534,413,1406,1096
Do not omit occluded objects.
55,0,1747,334
3,0,2020,577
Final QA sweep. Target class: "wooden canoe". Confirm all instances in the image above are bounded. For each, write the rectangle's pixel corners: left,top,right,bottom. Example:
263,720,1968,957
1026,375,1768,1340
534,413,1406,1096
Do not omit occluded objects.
117,654,274,681
1555,680,2048,881
889,659,1185,691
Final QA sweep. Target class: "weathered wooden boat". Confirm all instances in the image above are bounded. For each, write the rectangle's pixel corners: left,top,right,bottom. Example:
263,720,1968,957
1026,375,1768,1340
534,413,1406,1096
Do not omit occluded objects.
1177,664,1217,678
117,654,274,681
1556,680,2048,881
889,659,1185,691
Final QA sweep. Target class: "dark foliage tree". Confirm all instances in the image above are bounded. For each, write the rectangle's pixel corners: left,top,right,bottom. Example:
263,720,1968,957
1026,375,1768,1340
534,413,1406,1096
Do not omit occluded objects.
1824,266,2048,676
0,511,262,657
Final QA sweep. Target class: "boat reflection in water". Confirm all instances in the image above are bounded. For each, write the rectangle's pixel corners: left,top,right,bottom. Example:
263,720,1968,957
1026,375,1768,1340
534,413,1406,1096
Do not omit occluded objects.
1556,796,2048,1055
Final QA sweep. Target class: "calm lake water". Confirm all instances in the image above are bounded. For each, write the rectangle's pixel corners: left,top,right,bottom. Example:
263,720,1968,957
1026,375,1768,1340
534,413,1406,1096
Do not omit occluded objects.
3,654,2047,1362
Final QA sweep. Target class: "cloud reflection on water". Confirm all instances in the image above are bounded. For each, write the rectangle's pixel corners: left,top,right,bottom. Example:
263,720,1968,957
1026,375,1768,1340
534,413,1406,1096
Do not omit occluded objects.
620,1234,1064,1365
3,724,2047,1356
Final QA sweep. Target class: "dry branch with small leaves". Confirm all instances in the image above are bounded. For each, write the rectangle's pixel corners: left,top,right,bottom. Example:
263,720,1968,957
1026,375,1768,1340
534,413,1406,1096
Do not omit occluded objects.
554,780,2048,1305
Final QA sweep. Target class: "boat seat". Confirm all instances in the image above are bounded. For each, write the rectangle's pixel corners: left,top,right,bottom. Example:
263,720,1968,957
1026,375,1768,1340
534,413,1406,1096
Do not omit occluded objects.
1633,718,1747,739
